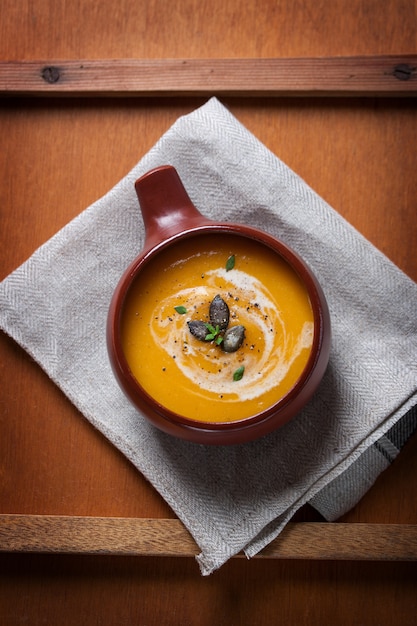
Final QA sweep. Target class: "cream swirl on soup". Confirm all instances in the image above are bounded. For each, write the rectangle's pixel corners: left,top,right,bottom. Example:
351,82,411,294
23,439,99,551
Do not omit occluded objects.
121,234,314,422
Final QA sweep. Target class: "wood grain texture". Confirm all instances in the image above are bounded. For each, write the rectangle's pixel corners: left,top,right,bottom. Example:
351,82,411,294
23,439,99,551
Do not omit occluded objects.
1,515,417,561
1,0,416,61
1,56,416,97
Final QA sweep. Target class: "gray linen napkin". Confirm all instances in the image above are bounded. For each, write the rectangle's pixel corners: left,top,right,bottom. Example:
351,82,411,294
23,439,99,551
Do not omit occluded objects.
1,97,416,575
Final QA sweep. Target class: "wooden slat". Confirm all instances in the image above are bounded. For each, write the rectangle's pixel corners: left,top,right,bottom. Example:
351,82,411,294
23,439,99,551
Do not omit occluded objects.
0,56,416,97
1,514,416,560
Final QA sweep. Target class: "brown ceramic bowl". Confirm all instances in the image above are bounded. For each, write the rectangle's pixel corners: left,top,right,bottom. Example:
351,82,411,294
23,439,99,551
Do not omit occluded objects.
107,165,331,445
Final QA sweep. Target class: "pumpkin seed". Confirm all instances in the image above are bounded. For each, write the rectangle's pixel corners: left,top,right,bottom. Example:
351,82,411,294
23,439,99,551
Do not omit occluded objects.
209,294,230,331
222,325,245,353
187,320,210,342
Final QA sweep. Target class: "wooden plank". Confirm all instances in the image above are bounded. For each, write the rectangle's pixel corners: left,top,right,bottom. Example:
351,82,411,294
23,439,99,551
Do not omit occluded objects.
1,515,416,560
0,56,416,97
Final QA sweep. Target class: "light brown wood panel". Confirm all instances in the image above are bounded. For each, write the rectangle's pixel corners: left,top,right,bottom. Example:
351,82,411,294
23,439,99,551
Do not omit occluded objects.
1,56,416,96
2,515,417,560
1,0,416,59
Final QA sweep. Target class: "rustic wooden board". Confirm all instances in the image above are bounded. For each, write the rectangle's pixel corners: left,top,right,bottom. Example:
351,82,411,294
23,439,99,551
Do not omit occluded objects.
1,515,416,560
0,55,416,97
1,54,416,566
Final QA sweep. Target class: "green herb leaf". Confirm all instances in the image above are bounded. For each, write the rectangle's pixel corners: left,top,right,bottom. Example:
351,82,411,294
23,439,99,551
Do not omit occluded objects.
233,365,245,381
174,305,187,314
205,323,222,342
226,255,235,271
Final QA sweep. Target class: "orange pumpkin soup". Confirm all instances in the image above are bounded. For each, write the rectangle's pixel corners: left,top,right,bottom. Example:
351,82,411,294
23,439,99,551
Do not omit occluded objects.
121,234,314,423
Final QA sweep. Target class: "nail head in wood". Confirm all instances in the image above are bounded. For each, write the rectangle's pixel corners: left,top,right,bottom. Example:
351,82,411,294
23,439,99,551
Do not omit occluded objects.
393,63,416,81
41,66,61,84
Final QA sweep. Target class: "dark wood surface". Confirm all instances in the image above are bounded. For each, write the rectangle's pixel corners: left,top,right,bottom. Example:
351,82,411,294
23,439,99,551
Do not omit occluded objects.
1,1,417,624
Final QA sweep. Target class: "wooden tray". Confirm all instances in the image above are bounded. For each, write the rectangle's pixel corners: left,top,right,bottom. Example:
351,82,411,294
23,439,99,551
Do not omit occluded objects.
1,54,416,562
1,515,417,560
1,55,416,97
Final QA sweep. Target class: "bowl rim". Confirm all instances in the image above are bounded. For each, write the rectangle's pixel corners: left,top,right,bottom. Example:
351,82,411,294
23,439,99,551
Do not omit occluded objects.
107,223,330,440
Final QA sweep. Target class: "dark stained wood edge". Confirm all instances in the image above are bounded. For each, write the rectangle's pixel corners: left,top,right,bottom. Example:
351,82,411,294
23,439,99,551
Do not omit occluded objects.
1,515,416,560
0,55,416,97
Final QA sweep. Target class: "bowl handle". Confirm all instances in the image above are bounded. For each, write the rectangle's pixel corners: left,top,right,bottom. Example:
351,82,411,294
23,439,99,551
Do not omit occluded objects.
135,165,212,250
